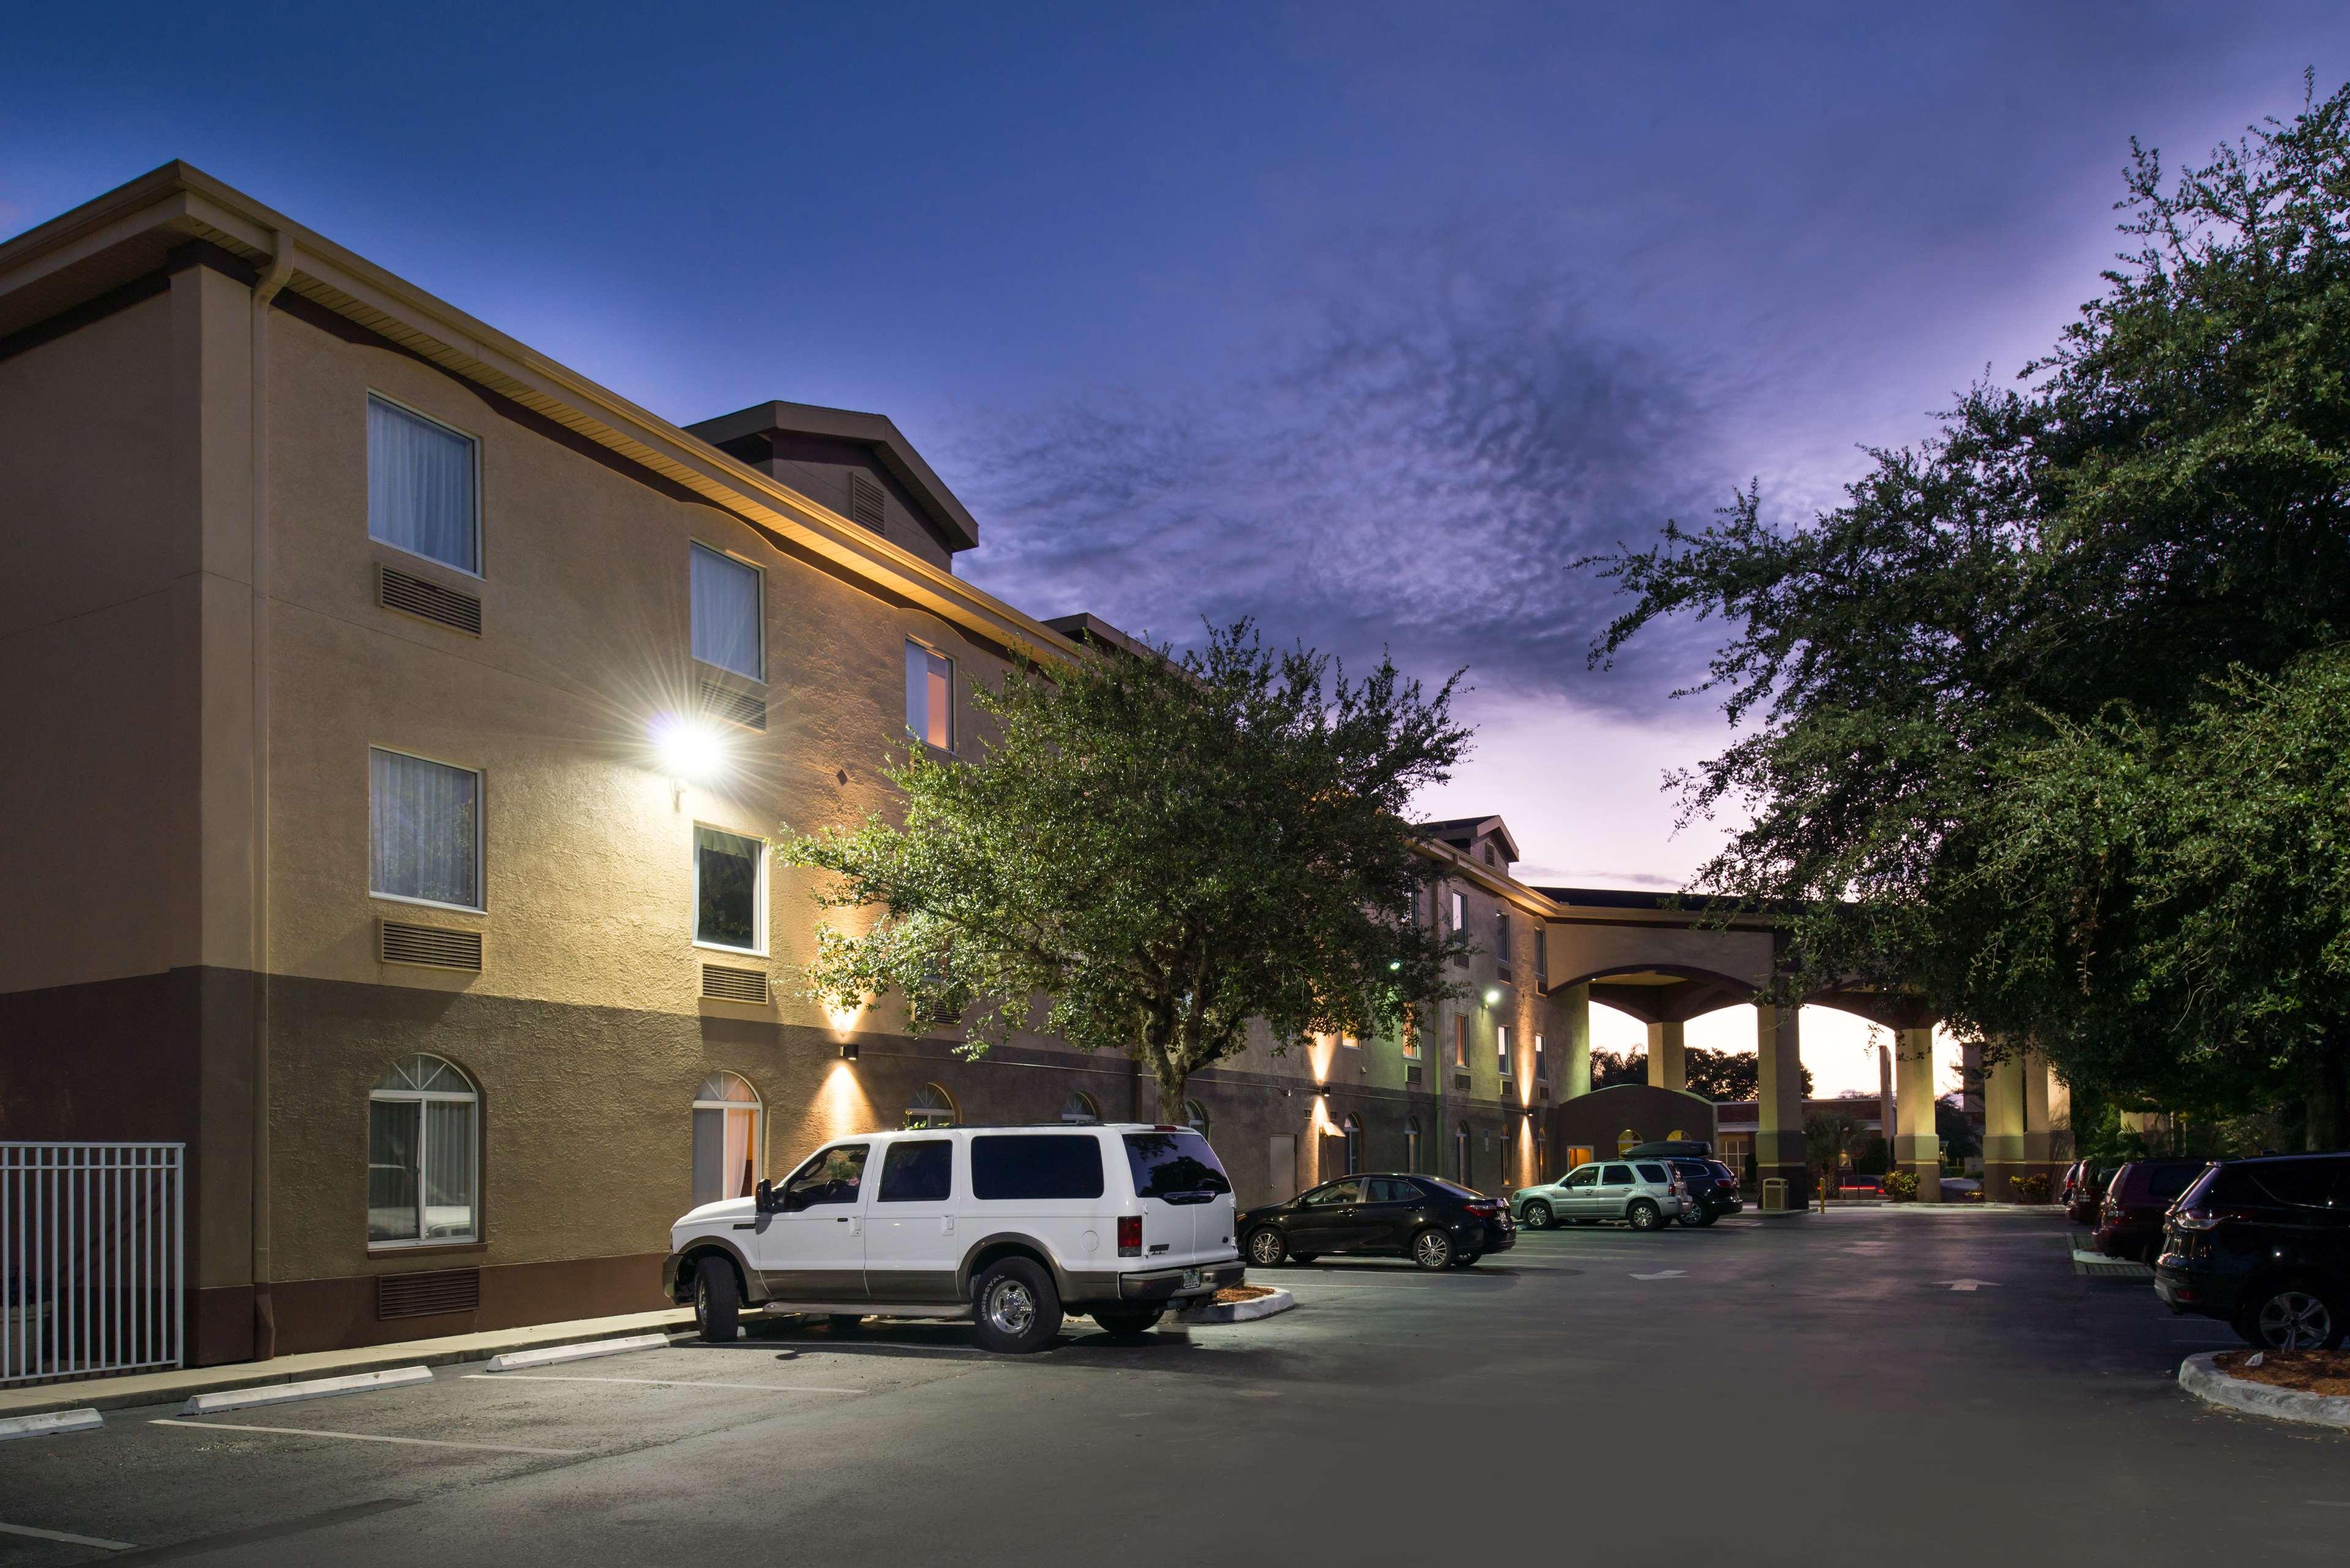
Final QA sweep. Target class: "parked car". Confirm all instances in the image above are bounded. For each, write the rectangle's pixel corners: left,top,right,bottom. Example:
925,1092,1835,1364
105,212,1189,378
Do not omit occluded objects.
1240,1173,1516,1270
1511,1159,1690,1232
1838,1174,1884,1197
2062,1160,2116,1225
664,1122,1243,1354
2157,1152,2350,1350
1666,1157,1743,1225
2093,1158,2211,1263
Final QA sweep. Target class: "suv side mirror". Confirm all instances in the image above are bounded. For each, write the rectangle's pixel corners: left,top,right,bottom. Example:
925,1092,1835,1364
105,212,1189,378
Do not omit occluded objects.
754,1179,777,1214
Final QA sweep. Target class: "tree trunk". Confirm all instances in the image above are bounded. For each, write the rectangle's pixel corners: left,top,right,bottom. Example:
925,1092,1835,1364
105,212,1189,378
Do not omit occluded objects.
1154,1059,1189,1126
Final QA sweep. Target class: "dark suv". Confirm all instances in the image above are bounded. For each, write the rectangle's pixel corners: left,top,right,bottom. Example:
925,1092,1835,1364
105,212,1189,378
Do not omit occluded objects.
2156,1153,2350,1350
1668,1158,1743,1226
2093,1159,2209,1264
2062,1160,2115,1226
1240,1173,1517,1271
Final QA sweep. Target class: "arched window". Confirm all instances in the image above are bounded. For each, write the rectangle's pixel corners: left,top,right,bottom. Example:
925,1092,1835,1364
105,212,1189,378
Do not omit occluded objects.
369,1055,477,1246
905,1082,957,1130
1454,1121,1472,1188
1617,1128,1640,1157
1183,1099,1210,1136
1061,1090,1100,1124
1342,1114,1363,1174
1405,1117,1423,1173
692,1072,762,1206
1666,1127,1687,1142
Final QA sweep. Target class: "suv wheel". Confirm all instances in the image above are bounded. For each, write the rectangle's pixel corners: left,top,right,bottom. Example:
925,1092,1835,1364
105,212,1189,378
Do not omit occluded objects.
1091,1306,1165,1340
693,1256,739,1344
1449,1252,1481,1269
1410,1228,1454,1270
973,1257,1063,1354
1626,1199,1663,1231
2240,1282,2345,1351
1522,1200,1553,1230
1246,1227,1288,1267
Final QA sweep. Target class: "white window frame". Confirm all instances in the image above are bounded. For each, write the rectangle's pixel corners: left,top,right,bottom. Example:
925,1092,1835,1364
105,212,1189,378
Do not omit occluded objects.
1535,1032,1546,1081
1498,1023,1513,1078
367,1055,479,1250
366,391,484,580
905,637,956,753
367,745,486,914
691,821,768,957
1450,890,1465,931
692,1072,764,1206
690,542,766,684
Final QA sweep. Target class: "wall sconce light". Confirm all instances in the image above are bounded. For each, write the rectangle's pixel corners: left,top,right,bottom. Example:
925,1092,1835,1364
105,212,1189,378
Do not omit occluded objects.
649,713,728,807
1483,987,1502,1007
839,1040,859,1061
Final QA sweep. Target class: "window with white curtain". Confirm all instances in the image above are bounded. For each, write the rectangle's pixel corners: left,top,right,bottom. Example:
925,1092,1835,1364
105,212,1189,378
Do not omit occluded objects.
692,1072,762,1206
1498,1023,1513,1077
694,824,763,953
370,747,481,909
690,543,763,681
367,395,479,574
905,640,953,751
369,1055,477,1245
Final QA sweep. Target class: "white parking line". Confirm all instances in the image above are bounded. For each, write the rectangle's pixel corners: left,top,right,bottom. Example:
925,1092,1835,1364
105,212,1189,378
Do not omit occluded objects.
461,1374,864,1394
150,1418,583,1456
0,1520,138,1550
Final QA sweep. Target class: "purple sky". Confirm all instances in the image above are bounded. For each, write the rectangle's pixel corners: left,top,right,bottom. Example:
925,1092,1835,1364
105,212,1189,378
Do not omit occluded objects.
10,3,2344,1091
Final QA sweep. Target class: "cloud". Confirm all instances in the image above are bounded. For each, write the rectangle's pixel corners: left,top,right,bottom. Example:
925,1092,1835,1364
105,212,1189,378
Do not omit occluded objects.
946,244,1735,714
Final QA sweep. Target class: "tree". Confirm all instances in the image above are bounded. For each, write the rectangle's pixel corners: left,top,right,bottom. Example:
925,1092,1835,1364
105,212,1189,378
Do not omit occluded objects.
1805,1111,1864,1199
779,620,1473,1121
1592,1048,1647,1088
1587,81,2350,1145
1683,1045,1810,1102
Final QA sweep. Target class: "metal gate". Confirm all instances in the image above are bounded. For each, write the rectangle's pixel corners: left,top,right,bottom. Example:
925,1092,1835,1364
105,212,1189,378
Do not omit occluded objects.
2,1143,184,1386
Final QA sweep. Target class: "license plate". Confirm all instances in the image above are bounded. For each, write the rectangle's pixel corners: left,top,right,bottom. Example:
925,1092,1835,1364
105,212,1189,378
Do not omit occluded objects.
1182,1268,1201,1290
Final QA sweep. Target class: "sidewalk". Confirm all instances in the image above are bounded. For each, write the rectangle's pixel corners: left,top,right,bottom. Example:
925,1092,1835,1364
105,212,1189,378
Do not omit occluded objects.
0,1307,696,1420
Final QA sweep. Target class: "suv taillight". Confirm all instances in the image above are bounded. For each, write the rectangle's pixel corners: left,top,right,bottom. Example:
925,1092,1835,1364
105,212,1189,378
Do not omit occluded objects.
2174,1205,2250,1233
1117,1215,1143,1256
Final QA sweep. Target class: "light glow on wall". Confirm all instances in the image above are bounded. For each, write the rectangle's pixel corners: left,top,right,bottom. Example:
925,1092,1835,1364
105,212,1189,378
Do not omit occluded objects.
818,1058,875,1139
649,712,728,789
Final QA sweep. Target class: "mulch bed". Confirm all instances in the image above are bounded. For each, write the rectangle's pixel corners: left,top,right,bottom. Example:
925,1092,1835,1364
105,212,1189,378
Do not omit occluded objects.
1207,1285,1276,1306
2214,1350,2350,1396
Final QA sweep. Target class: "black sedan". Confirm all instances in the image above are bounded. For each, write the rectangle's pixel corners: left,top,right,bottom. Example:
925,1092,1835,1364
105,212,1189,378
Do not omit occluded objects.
1240,1173,1516,1270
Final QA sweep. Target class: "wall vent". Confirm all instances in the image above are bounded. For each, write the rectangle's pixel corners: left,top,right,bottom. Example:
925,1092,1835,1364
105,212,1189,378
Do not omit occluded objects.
1453,1073,1472,1093
697,678,768,731
847,472,885,532
1405,1064,1423,1087
378,564,482,635
376,1267,481,1320
379,920,484,972
702,964,769,1004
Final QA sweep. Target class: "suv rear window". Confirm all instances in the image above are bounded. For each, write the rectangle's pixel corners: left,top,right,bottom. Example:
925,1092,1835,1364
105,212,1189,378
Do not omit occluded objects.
971,1135,1105,1201
1121,1131,1231,1204
2201,1159,2349,1209
1634,1162,1668,1183
2144,1163,2204,1202
877,1140,953,1203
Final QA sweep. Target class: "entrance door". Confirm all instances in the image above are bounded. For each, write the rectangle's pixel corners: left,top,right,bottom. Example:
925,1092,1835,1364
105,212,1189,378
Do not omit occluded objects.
751,1141,871,1302
1268,1133,1297,1204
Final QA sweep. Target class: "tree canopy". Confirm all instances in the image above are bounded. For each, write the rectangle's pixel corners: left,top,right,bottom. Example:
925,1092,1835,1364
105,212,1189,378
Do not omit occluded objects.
1588,80,2350,1147
780,620,1473,1119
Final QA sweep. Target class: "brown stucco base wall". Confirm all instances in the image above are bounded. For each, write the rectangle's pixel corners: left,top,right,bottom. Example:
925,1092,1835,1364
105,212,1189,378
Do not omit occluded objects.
1547,1084,1719,1167
269,1251,673,1357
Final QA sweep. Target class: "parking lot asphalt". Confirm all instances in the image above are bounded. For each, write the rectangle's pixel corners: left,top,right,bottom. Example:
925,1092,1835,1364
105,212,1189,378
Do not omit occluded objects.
2,1206,2344,1567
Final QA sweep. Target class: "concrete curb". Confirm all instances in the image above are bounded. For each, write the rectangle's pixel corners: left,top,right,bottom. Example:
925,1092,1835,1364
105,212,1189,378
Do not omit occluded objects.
0,1407,102,1441
1182,1289,1295,1324
484,1334,673,1372
2177,1351,2350,1430
183,1365,432,1415
2071,1247,2152,1279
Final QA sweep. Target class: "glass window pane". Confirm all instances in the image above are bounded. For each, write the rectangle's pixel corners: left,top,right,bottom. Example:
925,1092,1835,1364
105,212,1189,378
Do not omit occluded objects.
422,1098,476,1239
369,397,478,573
878,1140,955,1203
906,642,952,750
692,1106,724,1207
690,544,762,679
695,826,761,949
369,1099,420,1242
970,1135,1105,1200
370,750,480,907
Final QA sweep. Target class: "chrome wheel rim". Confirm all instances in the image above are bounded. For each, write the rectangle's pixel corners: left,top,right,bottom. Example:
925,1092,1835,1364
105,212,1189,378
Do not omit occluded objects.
1526,1203,1550,1230
986,1278,1037,1337
1631,1204,1656,1230
1250,1231,1283,1266
1415,1231,1449,1267
2258,1291,2331,1349
694,1275,709,1327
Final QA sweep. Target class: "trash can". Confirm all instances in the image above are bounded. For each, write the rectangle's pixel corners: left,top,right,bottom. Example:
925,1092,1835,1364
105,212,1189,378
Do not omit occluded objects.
1761,1177,1791,1212
2,1280,50,1380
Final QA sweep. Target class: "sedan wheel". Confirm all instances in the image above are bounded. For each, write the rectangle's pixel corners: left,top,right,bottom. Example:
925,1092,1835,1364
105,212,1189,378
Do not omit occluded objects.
1522,1200,1553,1231
1247,1227,1287,1268
2248,1286,2341,1351
1411,1228,1454,1271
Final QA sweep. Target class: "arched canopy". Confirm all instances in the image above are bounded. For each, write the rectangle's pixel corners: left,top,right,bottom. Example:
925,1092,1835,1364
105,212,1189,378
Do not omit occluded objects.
1571,965,1758,1026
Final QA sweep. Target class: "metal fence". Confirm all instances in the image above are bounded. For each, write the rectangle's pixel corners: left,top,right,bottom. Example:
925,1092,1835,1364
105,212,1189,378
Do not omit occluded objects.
2,1143,184,1386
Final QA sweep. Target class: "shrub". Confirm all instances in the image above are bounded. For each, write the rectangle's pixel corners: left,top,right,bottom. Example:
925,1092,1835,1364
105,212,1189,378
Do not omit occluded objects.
2011,1172,2051,1204
1880,1170,1920,1203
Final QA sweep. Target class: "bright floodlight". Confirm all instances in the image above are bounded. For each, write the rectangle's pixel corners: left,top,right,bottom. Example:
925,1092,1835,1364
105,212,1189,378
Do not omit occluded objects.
1484,987,1502,1006
650,713,726,785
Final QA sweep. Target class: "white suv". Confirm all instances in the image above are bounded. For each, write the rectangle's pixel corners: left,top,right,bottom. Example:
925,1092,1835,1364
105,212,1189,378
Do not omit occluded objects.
1510,1159,1690,1231
664,1122,1245,1353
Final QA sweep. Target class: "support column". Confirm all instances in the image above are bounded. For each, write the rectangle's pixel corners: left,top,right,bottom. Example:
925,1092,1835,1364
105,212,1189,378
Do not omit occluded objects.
1892,1026,1941,1201
1560,983,1591,1100
1645,1020,1686,1092
1983,1043,2028,1201
1755,1003,1806,1209
2020,1044,2054,1198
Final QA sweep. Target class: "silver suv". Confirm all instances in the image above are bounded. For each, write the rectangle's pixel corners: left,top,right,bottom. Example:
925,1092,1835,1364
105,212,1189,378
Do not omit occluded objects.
1510,1159,1689,1231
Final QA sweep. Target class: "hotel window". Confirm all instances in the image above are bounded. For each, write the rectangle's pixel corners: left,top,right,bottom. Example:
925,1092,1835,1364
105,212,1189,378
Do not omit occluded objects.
1536,928,1547,987
1498,1024,1513,1077
1450,890,1465,932
368,1054,477,1246
367,395,479,575
369,747,481,911
1495,911,1513,971
906,640,954,751
690,543,763,681
1401,1018,1420,1059
905,1083,959,1130
694,824,765,954
692,1072,762,1206
1184,1100,1210,1136
1342,1114,1363,1175
1341,1032,1360,1050
1404,1118,1423,1172
1535,1033,1547,1081
1061,1090,1101,1124
1452,1015,1468,1068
